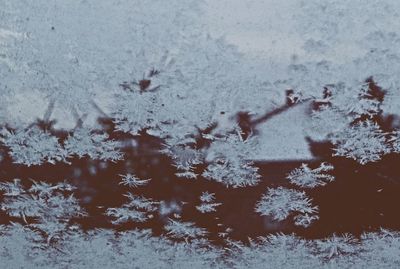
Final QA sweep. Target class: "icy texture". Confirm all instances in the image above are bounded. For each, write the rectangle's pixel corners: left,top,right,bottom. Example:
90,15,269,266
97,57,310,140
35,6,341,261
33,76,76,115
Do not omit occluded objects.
287,162,334,188
196,192,222,213
315,234,358,259
106,193,159,225
0,180,84,242
0,127,67,166
332,121,391,164
2,0,400,267
118,174,151,188
64,128,123,161
0,127,123,165
162,145,203,179
255,187,318,227
202,133,261,187
164,219,208,240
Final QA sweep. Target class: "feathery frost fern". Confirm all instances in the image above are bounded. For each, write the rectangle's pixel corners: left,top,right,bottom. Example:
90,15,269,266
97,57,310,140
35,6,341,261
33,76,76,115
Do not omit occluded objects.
255,187,319,227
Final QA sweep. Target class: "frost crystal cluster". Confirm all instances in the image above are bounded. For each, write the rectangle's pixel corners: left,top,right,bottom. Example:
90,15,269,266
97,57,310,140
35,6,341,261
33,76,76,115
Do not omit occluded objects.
0,126,122,166
255,187,319,227
165,219,208,240
202,133,261,187
0,180,84,242
119,174,151,188
287,162,334,188
64,128,123,161
331,121,391,164
196,192,221,213
0,127,67,166
106,194,159,224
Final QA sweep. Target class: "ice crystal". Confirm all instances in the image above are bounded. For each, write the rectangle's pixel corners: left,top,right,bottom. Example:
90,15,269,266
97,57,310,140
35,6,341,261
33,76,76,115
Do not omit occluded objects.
315,234,358,259
202,133,261,187
161,145,203,179
199,192,215,203
331,120,391,164
118,174,151,188
105,207,148,224
196,192,221,213
164,219,208,240
0,127,67,166
294,214,320,228
64,128,123,161
343,83,382,118
287,162,335,188
0,180,84,241
106,193,158,225
112,90,165,135
0,126,124,166
0,178,24,197
202,159,260,188
255,187,318,226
